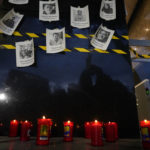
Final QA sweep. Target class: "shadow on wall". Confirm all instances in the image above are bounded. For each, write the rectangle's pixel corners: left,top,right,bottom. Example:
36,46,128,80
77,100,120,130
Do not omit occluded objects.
0,55,140,138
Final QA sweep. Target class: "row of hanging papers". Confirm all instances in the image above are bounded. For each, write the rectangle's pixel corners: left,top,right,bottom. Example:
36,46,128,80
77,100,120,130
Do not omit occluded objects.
0,0,116,67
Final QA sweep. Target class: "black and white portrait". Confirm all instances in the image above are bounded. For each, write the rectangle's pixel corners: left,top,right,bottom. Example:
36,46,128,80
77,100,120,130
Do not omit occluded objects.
43,3,56,15
91,25,114,50
2,15,19,29
74,10,85,22
100,0,116,21
102,0,113,14
0,9,24,35
71,5,90,29
95,28,110,43
46,28,66,53
19,44,33,59
16,39,35,67
49,32,63,46
39,0,59,22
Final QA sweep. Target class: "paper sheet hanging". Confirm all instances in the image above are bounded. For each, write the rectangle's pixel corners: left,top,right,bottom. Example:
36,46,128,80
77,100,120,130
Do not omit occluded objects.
91,25,114,50
100,0,116,21
16,39,35,67
0,9,24,35
71,5,90,29
39,0,59,22
46,28,66,53
8,0,29,4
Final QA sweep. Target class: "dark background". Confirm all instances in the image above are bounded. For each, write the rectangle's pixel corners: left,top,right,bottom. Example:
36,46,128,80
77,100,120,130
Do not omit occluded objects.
0,0,140,138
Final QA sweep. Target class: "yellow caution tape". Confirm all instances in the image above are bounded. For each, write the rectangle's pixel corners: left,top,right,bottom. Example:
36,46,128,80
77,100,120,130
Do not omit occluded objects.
130,48,150,59
13,31,23,36
0,44,129,55
74,48,90,52
65,34,71,38
74,34,88,39
122,35,129,40
112,36,119,40
0,30,129,41
39,46,46,51
112,49,127,54
26,33,39,38
94,48,109,53
1,45,16,49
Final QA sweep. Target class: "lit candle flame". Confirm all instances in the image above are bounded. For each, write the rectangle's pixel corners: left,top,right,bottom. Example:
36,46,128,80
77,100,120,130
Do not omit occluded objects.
68,120,70,123
95,120,98,123
43,116,46,119
25,120,28,123
144,119,148,123
13,120,16,122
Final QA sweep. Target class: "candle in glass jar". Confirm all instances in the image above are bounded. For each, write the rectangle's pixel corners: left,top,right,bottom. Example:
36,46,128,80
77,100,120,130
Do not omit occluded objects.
84,122,91,139
20,120,32,141
36,116,51,145
91,120,103,146
9,120,19,137
63,120,74,142
140,120,150,149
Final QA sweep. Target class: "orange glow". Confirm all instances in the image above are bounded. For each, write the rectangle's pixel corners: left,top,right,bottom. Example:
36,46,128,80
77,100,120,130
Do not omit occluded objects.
25,120,28,123
68,120,71,124
42,116,46,119
13,120,16,122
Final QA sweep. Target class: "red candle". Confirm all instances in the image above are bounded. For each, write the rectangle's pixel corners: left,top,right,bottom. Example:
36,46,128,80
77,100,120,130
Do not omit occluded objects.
114,122,118,140
84,122,91,139
105,122,117,142
36,116,51,145
140,120,150,149
20,120,32,141
9,120,19,137
49,119,53,137
91,120,103,146
63,120,74,142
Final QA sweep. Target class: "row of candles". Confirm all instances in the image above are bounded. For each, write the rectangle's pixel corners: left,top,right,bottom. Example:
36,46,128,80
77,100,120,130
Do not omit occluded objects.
4,117,150,148
7,116,119,146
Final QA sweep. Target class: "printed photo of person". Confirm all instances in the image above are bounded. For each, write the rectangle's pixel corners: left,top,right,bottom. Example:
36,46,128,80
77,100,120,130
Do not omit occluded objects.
43,3,56,15
95,28,110,43
2,15,19,28
19,44,33,59
74,10,85,22
102,0,113,14
49,32,63,46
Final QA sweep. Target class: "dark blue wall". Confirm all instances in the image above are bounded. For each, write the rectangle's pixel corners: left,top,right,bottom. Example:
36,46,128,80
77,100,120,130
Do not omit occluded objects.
0,0,140,138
